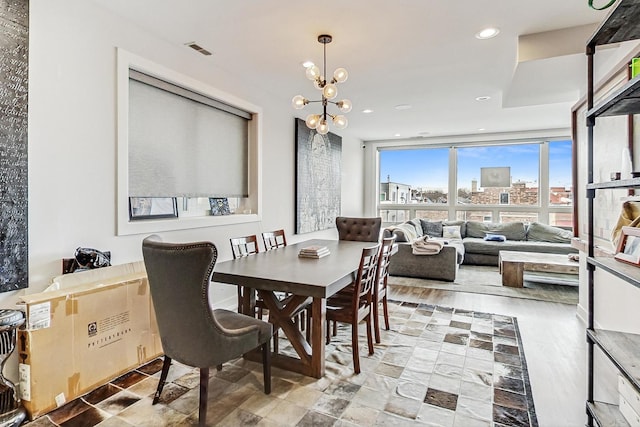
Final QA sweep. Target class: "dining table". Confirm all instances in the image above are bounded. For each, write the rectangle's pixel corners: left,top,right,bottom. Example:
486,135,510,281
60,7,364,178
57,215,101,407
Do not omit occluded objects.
212,238,376,378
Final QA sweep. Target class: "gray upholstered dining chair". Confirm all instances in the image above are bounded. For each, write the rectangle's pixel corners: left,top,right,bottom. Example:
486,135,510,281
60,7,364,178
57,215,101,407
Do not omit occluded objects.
336,216,382,242
374,236,395,344
142,235,272,427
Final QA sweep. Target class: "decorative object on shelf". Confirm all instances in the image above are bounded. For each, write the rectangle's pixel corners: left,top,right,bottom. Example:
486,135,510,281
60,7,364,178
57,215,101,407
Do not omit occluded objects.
611,201,640,247
610,171,621,180
614,226,640,266
209,197,231,216
632,58,640,78
129,197,178,220
295,118,342,234
292,34,352,135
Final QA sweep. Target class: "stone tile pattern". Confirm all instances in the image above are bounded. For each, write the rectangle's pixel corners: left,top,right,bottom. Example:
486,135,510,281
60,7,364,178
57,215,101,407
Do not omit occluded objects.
23,301,537,426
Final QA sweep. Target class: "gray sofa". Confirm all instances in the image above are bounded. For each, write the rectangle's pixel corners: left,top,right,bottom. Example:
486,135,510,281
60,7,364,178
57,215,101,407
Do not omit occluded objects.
383,219,577,281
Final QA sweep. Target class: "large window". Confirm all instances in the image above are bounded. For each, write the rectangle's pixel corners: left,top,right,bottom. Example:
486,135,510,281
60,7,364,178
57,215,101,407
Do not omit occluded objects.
380,148,449,204
549,140,573,206
457,144,540,207
376,138,573,228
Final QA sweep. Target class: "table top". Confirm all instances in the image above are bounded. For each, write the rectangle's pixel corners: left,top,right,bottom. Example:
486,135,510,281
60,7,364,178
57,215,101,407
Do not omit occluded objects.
213,239,377,298
498,250,577,267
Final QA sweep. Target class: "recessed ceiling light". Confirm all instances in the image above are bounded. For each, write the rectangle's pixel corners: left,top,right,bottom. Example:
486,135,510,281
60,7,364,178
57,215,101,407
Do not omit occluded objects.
475,27,500,40
478,128,486,131
394,133,401,137
475,96,491,101
394,104,412,110
302,60,314,68
362,109,374,114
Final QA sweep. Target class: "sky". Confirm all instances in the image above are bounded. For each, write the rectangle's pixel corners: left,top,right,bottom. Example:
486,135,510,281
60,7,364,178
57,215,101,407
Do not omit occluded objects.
379,140,572,191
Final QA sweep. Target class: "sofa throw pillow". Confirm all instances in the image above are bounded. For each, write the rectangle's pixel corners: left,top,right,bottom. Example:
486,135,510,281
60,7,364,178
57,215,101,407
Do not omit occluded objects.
526,222,572,243
442,225,462,240
484,233,507,242
408,218,424,237
420,220,443,237
466,221,526,241
442,220,466,238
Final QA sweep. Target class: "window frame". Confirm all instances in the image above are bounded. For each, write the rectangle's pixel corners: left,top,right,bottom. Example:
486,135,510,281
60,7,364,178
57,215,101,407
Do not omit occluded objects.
365,130,572,227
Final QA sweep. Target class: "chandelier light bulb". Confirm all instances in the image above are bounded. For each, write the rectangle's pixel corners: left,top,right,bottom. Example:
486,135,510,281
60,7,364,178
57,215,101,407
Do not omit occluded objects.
323,83,338,100
305,114,320,129
332,115,348,129
333,68,348,83
337,99,352,113
314,77,325,90
305,65,320,80
316,119,329,135
291,95,307,109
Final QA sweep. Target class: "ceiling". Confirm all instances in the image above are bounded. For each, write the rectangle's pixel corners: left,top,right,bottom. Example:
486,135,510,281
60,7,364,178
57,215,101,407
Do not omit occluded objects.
90,0,610,141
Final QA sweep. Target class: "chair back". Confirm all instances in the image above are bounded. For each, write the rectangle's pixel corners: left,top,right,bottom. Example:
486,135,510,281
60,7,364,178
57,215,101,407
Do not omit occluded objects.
230,235,260,258
376,237,395,293
262,229,287,251
336,216,382,242
353,244,381,311
142,235,230,367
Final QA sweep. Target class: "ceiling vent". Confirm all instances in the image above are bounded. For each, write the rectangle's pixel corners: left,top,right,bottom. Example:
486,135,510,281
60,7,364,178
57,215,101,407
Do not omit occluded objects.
185,42,212,56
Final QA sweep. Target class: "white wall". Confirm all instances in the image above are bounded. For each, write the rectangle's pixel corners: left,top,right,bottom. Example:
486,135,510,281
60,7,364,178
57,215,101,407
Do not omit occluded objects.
16,3,364,312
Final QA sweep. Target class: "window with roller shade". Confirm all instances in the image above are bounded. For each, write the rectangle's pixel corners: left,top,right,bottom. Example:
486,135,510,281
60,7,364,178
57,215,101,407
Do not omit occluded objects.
128,70,250,198
116,49,261,235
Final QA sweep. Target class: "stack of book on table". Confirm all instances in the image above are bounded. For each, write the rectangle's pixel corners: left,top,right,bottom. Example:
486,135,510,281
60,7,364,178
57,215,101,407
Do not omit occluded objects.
298,245,330,259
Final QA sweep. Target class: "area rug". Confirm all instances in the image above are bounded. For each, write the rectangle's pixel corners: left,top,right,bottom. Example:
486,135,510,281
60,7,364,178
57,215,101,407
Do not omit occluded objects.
31,301,538,427
389,265,578,304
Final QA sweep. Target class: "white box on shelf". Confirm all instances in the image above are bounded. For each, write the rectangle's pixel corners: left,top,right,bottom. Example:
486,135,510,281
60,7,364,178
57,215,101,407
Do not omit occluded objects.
619,375,640,416
620,394,640,427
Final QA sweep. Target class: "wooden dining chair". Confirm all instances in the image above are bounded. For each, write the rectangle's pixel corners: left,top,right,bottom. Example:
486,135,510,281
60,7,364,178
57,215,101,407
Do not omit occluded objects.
324,244,380,374
373,237,395,344
262,229,287,251
230,235,261,316
142,235,272,427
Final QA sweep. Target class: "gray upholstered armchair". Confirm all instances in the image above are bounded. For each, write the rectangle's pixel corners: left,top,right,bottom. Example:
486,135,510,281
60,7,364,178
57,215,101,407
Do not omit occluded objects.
336,216,382,242
142,235,272,427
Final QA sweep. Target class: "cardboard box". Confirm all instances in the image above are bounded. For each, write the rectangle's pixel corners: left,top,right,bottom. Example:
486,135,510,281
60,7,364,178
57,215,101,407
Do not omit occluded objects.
17,262,162,420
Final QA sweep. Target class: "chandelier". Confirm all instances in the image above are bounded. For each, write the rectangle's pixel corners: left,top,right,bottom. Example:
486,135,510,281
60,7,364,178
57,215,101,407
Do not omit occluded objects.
292,34,352,135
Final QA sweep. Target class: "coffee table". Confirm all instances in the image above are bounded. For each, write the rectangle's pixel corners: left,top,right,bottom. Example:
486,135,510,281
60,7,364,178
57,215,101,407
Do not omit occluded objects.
498,250,578,288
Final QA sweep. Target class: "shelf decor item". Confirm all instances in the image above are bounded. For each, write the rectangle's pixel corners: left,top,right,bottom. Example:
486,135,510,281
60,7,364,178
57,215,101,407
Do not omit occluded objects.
614,226,640,266
632,58,640,78
209,197,231,216
129,197,178,220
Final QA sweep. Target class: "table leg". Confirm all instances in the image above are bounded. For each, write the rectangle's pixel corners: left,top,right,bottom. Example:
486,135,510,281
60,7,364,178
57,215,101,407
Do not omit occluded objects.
501,260,524,287
310,297,326,378
255,291,325,377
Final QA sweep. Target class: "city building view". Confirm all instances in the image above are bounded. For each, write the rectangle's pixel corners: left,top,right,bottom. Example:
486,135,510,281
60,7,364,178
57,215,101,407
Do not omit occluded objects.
378,140,573,227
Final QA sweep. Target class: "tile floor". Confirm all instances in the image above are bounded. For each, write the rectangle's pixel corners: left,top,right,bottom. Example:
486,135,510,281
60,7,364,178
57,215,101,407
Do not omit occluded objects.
23,300,537,426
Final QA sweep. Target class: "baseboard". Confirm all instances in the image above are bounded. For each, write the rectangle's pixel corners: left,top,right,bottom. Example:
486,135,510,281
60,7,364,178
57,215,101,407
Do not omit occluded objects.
576,302,588,325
